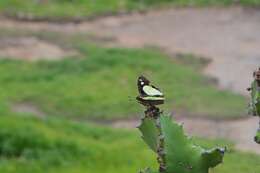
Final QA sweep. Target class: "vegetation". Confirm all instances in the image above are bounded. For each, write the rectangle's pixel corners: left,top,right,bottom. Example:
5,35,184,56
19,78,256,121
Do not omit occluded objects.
0,115,258,173
248,79,260,116
255,129,260,144
247,76,260,144
0,114,155,173
0,2,258,173
139,111,225,173
0,36,246,120
0,0,260,21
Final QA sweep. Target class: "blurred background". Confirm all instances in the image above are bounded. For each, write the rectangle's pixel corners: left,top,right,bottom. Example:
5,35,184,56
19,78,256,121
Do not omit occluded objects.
0,0,259,173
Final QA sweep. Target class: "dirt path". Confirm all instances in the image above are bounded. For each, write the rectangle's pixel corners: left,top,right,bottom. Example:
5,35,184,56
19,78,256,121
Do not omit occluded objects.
0,7,259,152
0,37,77,60
89,7,260,95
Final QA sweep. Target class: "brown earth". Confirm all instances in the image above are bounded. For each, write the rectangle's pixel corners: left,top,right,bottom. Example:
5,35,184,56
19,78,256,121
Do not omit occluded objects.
0,37,77,60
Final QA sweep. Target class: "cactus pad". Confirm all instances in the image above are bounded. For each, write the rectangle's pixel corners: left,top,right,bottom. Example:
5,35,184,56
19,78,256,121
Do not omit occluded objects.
138,114,225,173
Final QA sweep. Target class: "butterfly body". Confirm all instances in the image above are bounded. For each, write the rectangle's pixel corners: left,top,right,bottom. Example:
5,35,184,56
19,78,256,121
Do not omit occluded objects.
137,76,164,106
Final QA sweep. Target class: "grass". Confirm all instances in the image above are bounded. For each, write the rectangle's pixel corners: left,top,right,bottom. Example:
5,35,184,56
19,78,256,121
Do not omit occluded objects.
0,1,260,21
0,33,247,120
0,114,259,173
0,114,155,173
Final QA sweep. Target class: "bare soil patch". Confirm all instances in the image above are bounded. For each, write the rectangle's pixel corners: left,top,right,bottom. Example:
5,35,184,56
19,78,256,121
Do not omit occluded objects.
0,37,77,60
11,102,45,118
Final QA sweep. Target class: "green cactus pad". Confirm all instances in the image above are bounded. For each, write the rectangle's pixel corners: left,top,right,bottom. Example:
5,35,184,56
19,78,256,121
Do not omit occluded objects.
138,117,159,152
255,130,260,144
249,80,260,116
138,115,225,173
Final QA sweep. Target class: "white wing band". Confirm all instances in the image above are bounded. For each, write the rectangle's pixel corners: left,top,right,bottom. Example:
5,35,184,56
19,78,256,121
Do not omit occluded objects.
143,86,163,96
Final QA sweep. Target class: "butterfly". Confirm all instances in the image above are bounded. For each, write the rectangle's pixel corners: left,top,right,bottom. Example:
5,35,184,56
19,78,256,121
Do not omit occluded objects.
136,75,164,106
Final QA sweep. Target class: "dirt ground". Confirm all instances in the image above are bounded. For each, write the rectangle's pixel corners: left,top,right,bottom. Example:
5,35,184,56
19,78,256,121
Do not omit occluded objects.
89,7,260,96
0,7,259,153
0,37,76,60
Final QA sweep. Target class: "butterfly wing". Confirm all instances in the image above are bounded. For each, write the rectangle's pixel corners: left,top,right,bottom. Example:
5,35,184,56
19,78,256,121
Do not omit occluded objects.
143,85,163,96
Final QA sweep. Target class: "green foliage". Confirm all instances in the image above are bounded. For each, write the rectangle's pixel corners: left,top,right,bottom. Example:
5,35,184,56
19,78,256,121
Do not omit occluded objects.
248,80,260,116
239,0,260,5
139,117,159,152
0,0,260,20
139,168,156,173
0,115,156,173
139,114,224,173
131,0,233,6
0,115,259,173
248,79,260,144
0,43,246,120
255,129,260,144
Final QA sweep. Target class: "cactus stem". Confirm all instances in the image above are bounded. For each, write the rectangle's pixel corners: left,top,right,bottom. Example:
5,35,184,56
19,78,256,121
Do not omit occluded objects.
144,105,166,173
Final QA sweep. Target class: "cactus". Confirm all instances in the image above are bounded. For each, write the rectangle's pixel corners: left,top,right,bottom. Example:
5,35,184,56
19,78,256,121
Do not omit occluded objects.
255,129,260,144
250,80,260,144
248,80,260,116
247,69,260,144
136,76,225,173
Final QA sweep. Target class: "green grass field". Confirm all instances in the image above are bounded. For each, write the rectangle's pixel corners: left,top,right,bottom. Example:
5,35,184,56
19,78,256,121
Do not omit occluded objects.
0,34,246,120
0,2,258,173
0,115,259,173
0,0,259,21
